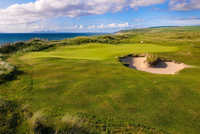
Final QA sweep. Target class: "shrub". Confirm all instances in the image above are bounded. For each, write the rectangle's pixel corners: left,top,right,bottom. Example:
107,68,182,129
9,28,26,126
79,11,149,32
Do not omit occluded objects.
0,39,54,54
61,34,129,46
28,111,55,134
0,60,17,83
0,99,21,134
146,54,161,66
0,42,26,53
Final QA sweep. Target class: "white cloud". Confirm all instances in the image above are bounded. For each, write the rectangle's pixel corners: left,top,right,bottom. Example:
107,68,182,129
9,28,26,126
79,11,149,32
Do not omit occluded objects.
169,0,200,11
107,22,129,28
0,0,165,25
168,17,200,26
87,25,96,29
97,24,105,29
0,0,126,26
2,0,200,32
130,0,165,8
87,22,130,29
79,25,84,29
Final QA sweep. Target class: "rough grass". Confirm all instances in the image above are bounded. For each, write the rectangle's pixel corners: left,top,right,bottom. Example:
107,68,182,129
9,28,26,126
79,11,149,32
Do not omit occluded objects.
146,54,161,66
0,39,54,54
0,59,16,83
1,26,200,134
0,99,22,134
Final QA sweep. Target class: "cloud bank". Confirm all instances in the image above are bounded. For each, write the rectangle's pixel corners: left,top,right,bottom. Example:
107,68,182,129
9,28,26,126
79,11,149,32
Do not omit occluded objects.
88,22,130,29
169,0,200,11
0,0,200,32
0,0,165,25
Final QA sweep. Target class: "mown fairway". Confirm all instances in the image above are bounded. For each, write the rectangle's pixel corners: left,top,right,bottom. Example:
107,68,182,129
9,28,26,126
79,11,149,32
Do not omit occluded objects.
1,27,200,134
21,43,177,61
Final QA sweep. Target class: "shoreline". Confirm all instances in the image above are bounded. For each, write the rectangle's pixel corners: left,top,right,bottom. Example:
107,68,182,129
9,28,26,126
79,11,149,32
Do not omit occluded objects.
0,33,102,46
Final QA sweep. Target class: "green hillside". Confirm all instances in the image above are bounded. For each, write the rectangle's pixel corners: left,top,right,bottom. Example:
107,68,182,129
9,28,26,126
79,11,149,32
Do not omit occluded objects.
1,26,200,134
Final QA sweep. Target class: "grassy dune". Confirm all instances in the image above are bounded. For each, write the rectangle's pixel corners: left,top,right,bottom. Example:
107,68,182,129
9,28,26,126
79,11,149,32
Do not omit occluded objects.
1,26,200,134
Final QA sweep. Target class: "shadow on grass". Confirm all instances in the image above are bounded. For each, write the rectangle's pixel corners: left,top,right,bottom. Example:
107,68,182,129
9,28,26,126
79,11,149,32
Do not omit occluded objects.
0,69,24,84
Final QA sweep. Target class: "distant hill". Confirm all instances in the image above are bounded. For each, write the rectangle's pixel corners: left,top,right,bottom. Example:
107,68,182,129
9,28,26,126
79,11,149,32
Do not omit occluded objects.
117,25,200,34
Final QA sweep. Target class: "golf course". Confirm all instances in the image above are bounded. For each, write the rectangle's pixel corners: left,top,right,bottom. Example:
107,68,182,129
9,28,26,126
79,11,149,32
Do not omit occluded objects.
1,26,200,134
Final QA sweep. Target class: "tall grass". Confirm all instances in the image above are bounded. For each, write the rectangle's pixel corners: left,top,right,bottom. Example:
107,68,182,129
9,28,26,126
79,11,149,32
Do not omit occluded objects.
28,111,55,134
146,54,161,66
0,39,53,54
0,99,21,134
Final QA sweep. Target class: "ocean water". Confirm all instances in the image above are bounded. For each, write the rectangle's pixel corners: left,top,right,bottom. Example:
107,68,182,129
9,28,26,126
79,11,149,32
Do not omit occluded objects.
0,33,97,45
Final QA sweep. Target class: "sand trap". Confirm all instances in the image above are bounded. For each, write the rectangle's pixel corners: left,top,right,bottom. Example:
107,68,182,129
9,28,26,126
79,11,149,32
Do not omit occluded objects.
120,56,191,74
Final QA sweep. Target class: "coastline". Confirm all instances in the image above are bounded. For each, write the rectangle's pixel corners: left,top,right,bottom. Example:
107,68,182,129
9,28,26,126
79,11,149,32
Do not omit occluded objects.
0,33,102,46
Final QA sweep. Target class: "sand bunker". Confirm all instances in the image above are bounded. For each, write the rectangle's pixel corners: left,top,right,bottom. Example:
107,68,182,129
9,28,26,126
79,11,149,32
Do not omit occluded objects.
120,56,191,74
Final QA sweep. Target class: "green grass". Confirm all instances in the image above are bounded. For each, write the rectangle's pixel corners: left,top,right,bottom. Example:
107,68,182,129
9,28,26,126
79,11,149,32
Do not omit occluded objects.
1,27,200,134
21,43,177,61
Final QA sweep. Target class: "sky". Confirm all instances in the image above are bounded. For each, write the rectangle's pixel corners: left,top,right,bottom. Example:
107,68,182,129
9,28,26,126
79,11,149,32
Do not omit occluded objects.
0,0,200,33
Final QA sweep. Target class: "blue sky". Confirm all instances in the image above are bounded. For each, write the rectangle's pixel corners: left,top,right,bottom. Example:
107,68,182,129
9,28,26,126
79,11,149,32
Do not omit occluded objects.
0,0,200,33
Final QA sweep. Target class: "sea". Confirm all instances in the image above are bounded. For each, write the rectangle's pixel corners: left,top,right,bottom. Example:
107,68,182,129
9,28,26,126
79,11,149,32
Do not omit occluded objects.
0,33,99,45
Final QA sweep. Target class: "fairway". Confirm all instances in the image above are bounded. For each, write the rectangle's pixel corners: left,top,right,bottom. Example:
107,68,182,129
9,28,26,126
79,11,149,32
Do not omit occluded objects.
21,43,178,61
1,27,200,134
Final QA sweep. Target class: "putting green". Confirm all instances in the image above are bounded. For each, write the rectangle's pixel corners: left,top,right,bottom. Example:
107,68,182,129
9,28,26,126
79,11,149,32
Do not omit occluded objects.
21,43,178,61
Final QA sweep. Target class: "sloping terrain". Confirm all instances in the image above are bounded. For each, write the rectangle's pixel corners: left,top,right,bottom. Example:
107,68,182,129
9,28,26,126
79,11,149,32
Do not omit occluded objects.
1,26,200,134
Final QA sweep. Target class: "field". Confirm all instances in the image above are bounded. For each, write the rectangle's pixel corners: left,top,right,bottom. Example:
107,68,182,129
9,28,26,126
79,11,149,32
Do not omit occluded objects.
1,26,200,134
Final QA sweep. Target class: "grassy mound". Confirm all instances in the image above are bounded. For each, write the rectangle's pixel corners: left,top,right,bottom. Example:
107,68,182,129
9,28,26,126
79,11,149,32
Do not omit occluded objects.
55,34,129,46
0,59,16,83
0,39,54,54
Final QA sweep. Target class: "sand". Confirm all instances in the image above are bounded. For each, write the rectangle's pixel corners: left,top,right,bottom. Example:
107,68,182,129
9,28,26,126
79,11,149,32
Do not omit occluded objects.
120,56,191,74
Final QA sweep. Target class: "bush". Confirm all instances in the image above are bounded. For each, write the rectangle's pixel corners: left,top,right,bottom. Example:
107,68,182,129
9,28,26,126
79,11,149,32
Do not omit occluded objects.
0,39,54,54
28,111,55,134
146,54,161,66
61,35,129,46
0,42,26,53
0,99,21,134
0,60,17,83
